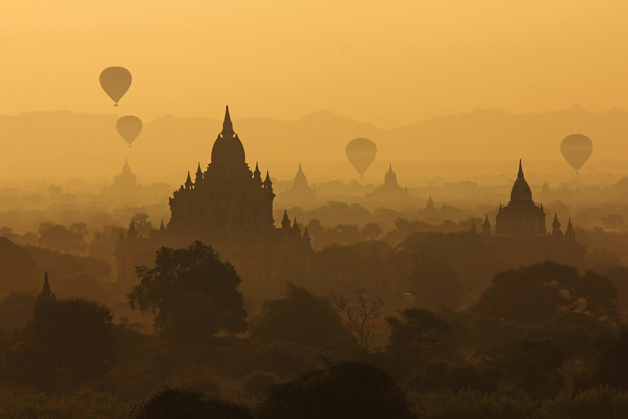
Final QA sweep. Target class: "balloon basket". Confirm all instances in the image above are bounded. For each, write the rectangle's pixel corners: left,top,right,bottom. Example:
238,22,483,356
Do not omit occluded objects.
114,103,118,107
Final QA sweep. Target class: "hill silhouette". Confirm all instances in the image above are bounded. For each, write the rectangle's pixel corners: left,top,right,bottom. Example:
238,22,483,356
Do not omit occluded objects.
1,106,627,183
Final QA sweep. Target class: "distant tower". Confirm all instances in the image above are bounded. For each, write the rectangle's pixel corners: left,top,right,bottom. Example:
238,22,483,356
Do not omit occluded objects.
542,180,550,195
551,213,563,238
382,164,401,190
38,272,55,303
565,218,576,242
482,214,491,236
293,163,309,190
426,195,436,212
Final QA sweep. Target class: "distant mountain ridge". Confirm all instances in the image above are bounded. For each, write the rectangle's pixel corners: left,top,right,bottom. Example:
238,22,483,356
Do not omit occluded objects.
0,106,626,181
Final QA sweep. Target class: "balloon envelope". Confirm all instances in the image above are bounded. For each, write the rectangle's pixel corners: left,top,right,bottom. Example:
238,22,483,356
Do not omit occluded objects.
561,134,592,172
100,67,132,105
346,138,377,176
116,116,143,147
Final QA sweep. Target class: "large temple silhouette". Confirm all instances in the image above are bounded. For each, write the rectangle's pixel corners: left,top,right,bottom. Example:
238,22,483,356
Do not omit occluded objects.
115,107,312,287
494,160,547,235
481,160,575,241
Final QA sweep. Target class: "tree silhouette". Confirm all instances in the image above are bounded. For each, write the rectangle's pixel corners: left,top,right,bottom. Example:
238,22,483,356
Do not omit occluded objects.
250,283,355,350
128,241,247,343
3,298,115,391
37,223,88,254
385,308,458,371
473,261,618,324
256,362,415,419
134,388,253,419
332,289,383,350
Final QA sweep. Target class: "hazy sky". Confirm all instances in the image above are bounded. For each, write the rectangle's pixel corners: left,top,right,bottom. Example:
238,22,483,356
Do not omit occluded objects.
2,0,628,128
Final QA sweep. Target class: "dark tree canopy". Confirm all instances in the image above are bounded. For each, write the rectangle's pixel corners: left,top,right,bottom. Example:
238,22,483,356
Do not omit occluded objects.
478,338,565,398
128,241,247,342
0,237,38,293
134,388,253,419
473,261,618,324
250,283,355,349
256,362,415,419
2,298,115,391
385,308,458,370
591,326,628,391
405,251,465,310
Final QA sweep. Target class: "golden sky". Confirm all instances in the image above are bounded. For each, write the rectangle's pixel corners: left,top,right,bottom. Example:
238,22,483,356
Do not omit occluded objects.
2,0,628,128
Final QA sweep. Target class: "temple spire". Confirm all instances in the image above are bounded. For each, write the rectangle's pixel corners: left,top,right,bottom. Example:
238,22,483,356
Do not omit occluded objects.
565,218,576,241
38,272,55,302
185,171,193,190
518,159,524,179
281,210,291,229
222,105,233,135
482,214,491,236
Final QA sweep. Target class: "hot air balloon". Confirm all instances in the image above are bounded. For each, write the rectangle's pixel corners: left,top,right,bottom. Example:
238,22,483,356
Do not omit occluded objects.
99,67,132,106
561,134,592,174
116,116,143,148
346,138,377,178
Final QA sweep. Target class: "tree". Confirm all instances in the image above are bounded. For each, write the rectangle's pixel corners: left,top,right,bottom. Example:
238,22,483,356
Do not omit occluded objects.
256,362,415,419
385,308,458,371
601,214,625,231
134,388,253,419
473,261,619,324
478,338,565,398
37,223,88,254
2,298,115,391
332,289,384,350
88,224,123,261
333,223,361,245
128,241,247,343
405,251,465,310
0,237,38,293
361,222,383,241
590,326,628,391
250,283,356,350
0,292,36,333
133,212,154,237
